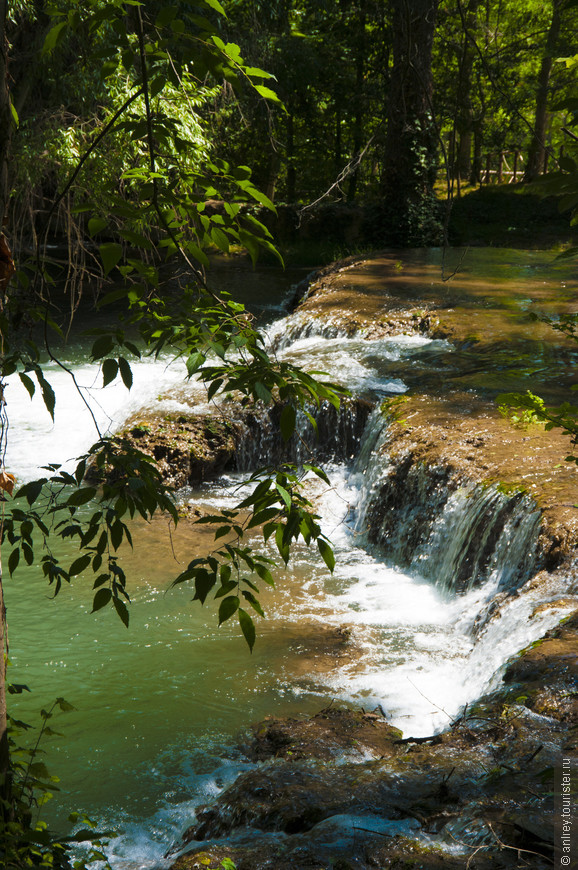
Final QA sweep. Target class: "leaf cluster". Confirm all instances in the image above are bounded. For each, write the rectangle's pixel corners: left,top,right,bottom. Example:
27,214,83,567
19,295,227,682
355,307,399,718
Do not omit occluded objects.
172,461,335,650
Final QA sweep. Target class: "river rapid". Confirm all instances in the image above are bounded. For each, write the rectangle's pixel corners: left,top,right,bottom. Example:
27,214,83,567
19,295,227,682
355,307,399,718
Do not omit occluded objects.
3,249,577,868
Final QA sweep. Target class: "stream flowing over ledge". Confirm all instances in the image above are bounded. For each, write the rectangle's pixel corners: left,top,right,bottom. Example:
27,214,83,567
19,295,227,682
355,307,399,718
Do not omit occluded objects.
120,250,578,869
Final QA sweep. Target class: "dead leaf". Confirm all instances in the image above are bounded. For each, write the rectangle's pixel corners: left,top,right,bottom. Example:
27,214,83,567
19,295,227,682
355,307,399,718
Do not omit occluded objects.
0,471,16,495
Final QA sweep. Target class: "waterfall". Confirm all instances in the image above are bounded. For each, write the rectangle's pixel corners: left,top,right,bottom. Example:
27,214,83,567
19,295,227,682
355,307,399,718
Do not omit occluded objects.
234,397,374,472
410,483,541,593
265,310,352,352
348,410,544,595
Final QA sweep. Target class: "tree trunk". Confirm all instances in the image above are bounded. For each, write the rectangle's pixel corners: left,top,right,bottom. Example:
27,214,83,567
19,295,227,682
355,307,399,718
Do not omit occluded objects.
455,0,479,181
0,0,11,227
0,0,11,805
470,118,483,185
524,0,562,182
286,112,296,202
347,0,368,202
379,0,441,245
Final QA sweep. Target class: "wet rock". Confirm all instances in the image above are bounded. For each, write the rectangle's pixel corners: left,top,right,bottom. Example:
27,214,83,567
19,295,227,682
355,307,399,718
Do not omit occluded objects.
235,396,375,470
115,415,238,488
245,707,403,763
363,394,578,590
502,609,578,723
172,613,578,870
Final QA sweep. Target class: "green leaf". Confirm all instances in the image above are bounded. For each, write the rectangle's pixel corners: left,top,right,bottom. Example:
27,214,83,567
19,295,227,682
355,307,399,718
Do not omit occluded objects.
192,569,217,603
43,21,67,55
280,404,296,442
102,358,119,387
113,596,130,627
242,590,264,617
150,76,166,98
210,227,230,253
247,507,280,529
255,563,275,586
35,372,56,421
88,217,108,237
118,357,133,389
67,487,97,507
99,243,123,276
8,548,20,575
238,608,256,651
214,579,237,597
69,554,91,576
204,0,227,18
255,381,272,403
120,229,154,250
275,483,292,509
275,524,290,564
186,352,205,376
18,372,35,399
254,84,281,103
207,378,223,401
317,538,335,573
218,595,239,625
92,588,112,612
91,335,115,360
244,67,275,79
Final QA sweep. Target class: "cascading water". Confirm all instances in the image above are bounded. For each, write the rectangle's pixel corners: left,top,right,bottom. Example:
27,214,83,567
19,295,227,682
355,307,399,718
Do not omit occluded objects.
3,254,576,868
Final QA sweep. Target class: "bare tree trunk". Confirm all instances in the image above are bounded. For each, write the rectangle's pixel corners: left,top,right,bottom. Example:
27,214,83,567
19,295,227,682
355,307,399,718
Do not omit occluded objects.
455,0,479,181
0,0,10,228
0,0,11,804
524,0,562,182
380,0,441,245
347,0,368,202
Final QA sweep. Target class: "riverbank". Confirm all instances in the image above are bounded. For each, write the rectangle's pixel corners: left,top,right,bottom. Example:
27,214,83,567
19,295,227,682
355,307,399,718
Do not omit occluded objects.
244,187,577,266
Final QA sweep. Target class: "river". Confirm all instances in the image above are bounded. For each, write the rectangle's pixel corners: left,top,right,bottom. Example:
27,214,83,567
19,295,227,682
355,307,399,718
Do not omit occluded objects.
3,249,576,868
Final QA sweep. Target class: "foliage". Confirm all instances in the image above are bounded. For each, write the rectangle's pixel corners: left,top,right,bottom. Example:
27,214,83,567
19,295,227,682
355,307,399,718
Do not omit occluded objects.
1,0,346,650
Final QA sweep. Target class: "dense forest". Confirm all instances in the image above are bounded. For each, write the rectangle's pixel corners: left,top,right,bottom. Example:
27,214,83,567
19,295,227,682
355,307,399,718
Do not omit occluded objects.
0,0,577,866
1,0,577,264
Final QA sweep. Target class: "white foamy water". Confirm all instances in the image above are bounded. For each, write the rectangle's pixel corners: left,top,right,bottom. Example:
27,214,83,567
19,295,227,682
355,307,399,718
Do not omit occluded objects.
4,356,206,482
258,464,575,738
267,328,451,395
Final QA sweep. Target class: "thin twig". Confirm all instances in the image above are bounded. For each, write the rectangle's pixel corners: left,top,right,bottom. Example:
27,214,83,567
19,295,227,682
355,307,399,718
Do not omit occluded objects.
298,136,375,222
